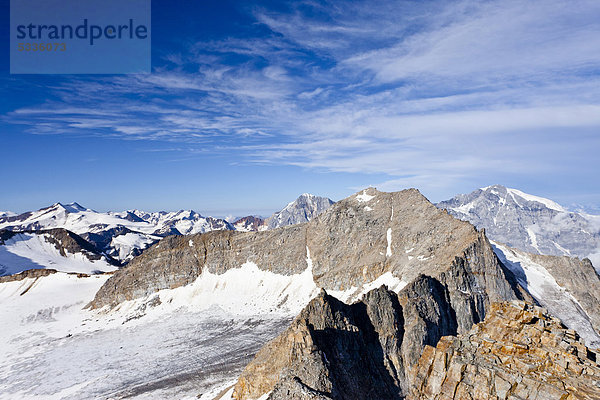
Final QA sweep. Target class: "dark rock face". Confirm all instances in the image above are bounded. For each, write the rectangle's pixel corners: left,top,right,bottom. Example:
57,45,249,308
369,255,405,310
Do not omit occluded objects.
233,287,407,400
89,188,526,310
233,268,528,400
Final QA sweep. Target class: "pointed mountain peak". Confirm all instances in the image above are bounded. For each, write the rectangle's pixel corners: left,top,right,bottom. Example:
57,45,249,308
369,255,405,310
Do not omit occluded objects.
44,202,88,213
267,193,335,229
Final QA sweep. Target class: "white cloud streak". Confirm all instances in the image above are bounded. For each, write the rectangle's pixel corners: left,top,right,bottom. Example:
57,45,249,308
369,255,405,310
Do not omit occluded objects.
4,0,600,198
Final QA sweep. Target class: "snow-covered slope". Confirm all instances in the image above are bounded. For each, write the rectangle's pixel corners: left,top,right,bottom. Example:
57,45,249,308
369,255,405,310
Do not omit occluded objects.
0,230,117,276
437,185,600,271
0,263,309,399
493,241,600,347
265,193,334,229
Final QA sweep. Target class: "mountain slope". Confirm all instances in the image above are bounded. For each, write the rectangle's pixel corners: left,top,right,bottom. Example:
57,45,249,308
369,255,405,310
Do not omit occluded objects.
90,188,526,322
493,241,600,347
437,184,600,271
0,229,118,276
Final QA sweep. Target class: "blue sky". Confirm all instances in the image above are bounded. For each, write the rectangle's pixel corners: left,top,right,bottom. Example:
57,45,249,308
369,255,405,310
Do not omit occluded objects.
1,0,600,216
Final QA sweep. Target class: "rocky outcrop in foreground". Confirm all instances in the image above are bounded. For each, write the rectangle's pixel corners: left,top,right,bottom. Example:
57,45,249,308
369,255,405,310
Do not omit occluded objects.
411,301,600,400
494,242,600,346
232,274,527,400
233,292,600,400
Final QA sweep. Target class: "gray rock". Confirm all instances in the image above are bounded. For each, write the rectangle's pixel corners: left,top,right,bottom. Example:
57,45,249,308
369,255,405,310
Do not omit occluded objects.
234,271,521,400
89,188,527,312
494,243,600,346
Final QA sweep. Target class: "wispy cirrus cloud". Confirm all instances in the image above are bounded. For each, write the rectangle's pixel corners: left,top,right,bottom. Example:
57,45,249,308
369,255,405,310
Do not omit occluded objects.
4,0,600,200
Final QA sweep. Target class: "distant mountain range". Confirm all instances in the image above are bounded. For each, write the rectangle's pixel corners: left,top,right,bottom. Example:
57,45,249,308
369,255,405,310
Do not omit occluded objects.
0,194,335,276
2,187,600,399
437,184,600,272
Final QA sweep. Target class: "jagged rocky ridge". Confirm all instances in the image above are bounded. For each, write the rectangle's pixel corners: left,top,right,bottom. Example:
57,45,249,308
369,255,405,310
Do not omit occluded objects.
232,293,600,400
232,282,473,400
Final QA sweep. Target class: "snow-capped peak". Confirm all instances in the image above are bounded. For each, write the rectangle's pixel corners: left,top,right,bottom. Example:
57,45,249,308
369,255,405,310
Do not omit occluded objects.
479,185,566,212
438,185,600,271
266,193,335,229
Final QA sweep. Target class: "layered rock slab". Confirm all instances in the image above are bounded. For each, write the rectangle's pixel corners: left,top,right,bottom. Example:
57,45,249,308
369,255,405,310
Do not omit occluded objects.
410,301,600,400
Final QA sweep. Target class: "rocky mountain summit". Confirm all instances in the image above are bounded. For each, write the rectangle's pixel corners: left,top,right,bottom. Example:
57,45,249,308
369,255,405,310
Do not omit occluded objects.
231,194,334,232
437,185,600,271
89,188,525,316
223,188,600,400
